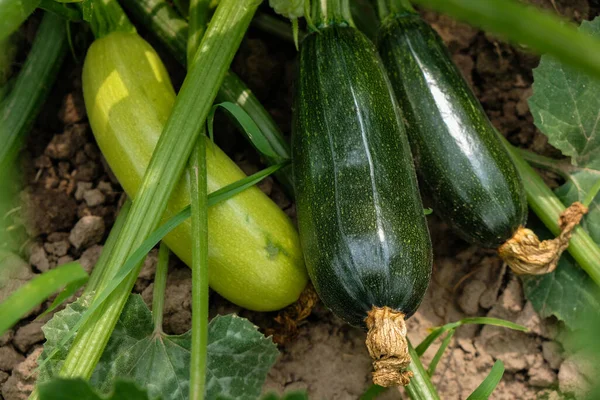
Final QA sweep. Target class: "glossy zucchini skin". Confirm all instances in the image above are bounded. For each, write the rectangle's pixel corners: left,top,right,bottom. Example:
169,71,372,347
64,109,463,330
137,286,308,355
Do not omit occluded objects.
293,26,432,328
377,14,527,248
83,32,307,311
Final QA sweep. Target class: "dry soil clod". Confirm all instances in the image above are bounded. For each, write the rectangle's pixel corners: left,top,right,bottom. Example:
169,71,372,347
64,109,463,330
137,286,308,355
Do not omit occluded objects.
498,202,588,275
365,306,413,387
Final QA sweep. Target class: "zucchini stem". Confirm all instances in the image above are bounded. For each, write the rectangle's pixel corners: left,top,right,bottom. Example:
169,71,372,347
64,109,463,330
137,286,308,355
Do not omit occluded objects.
501,137,600,285
365,306,412,387
151,243,170,334
376,0,416,20
86,0,136,38
312,0,354,28
189,139,209,400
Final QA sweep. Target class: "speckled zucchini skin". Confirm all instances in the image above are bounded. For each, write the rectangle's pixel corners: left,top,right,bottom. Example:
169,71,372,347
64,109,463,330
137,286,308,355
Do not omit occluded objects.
377,14,527,248
293,26,432,328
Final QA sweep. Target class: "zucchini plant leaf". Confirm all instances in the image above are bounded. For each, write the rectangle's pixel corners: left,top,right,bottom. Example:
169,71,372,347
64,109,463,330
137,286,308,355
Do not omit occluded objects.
40,294,279,400
524,16,600,330
529,18,600,171
38,378,153,400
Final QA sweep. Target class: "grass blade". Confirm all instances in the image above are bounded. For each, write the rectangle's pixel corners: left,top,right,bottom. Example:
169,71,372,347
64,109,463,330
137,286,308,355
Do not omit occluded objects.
426,329,455,376
466,360,505,400
416,317,527,356
405,340,441,400
208,102,281,160
413,0,600,79
0,262,87,336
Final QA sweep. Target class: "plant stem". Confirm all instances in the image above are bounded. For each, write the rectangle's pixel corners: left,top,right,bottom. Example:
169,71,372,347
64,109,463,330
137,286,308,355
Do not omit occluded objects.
188,139,209,400
84,200,132,295
47,0,260,384
119,0,295,197
502,137,600,285
187,1,209,397
0,12,68,175
312,0,354,28
411,0,600,80
513,148,570,180
152,243,170,334
405,341,441,400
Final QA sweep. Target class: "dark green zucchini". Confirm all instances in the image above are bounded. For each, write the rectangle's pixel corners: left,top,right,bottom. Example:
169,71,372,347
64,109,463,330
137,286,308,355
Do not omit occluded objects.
376,8,527,249
293,4,432,387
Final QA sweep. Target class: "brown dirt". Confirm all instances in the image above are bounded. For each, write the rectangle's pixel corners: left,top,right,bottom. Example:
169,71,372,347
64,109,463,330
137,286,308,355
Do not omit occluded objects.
1,1,599,399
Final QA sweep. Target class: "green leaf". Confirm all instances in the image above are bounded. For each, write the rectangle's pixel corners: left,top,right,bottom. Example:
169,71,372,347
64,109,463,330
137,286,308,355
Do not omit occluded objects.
466,360,505,400
522,17,600,329
415,317,526,357
427,329,455,376
0,261,87,336
41,295,279,400
38,378,153,400
208,102,281,160
529,18,600,170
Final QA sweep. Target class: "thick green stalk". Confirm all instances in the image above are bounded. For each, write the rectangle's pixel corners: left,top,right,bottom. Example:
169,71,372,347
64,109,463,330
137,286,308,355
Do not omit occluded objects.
502,138,600,285
84,200,132,295
0,12,68,174
411,0,600,80
405,341,441,400
50,0,261,383
188,141,209,400
252,13,300,43
119,0,294,196
312,0,353,27
187,2,209,397
152,243,170,333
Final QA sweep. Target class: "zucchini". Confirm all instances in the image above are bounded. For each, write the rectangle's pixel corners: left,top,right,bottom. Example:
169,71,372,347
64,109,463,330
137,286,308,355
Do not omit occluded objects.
83,31,307,311
293,4,432,387
376,6,527,248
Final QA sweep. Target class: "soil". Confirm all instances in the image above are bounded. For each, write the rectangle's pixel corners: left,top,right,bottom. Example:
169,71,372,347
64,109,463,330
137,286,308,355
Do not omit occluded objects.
1,1,599,399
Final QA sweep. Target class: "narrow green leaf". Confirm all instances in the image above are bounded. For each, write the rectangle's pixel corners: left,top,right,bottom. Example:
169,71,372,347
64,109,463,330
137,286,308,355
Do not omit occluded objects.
0,262,87,336
37,162,285,372
38,378,153,400
466,360,505,400
208,102,280,160
412,0,600,80
39,276,89,318
405,340,441,400
427,329,455,376
416,317,527,356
